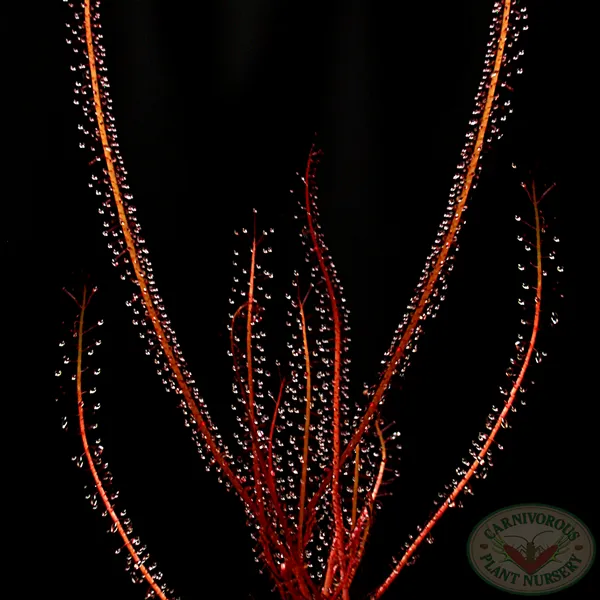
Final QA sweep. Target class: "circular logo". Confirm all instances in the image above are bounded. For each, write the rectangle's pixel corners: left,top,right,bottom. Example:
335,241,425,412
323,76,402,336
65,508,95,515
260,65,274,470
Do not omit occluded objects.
467,503,595,595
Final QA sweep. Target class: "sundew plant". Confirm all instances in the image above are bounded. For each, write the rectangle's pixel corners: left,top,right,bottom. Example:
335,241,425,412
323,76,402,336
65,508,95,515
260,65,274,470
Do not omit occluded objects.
57,1,561,599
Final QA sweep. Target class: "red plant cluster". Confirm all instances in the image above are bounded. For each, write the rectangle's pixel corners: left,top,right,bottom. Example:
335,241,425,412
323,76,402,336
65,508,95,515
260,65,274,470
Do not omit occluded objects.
57,1,559,598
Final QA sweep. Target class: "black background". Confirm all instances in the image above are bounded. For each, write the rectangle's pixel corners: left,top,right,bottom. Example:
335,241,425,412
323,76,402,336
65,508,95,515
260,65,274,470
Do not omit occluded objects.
7,1,596,598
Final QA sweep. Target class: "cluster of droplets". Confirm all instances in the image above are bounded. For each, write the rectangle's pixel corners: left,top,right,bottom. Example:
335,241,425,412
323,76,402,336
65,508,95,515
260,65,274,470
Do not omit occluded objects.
399,190,562,571
55,294,176,600
371,1,529,408
221,153,404,585
484,1,528,140
277,152,401,580
504,189,563,403
226,220,280,490
64,0,235,483
55,293,103,434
